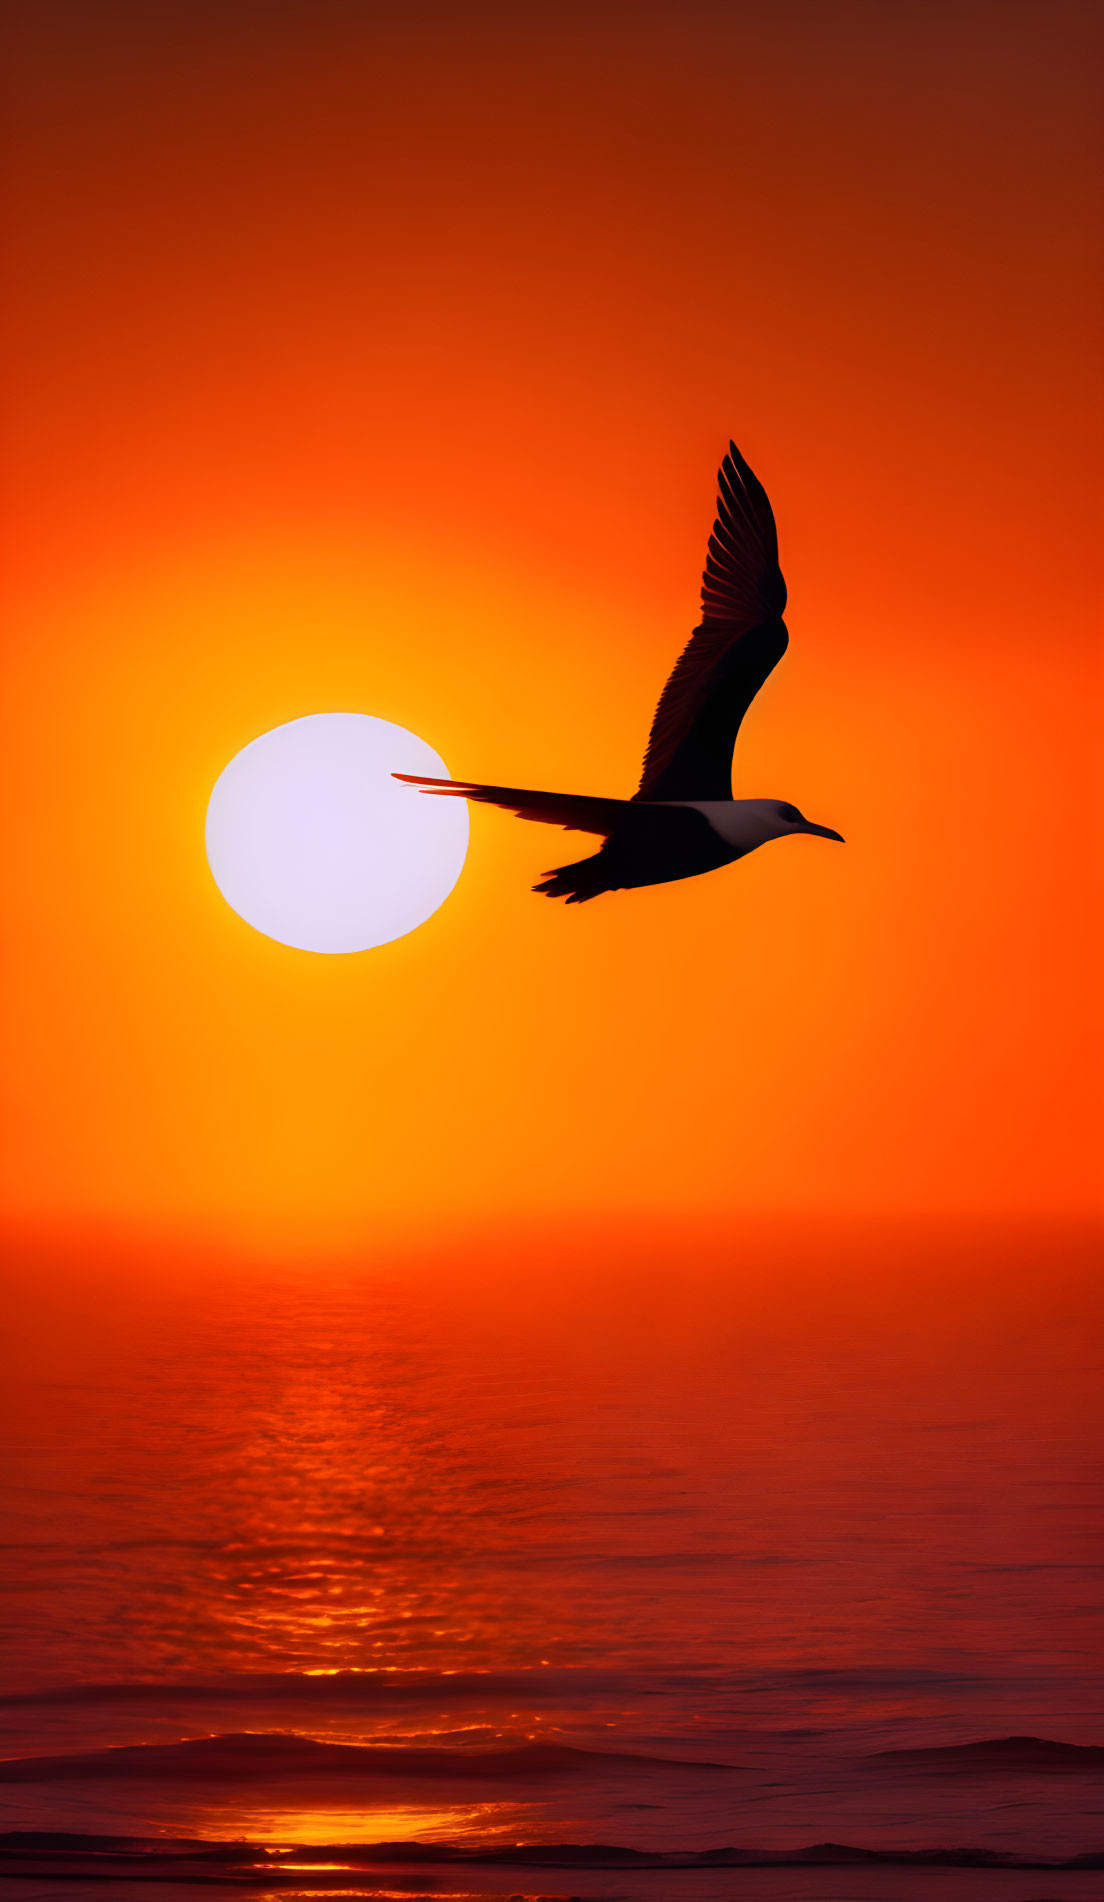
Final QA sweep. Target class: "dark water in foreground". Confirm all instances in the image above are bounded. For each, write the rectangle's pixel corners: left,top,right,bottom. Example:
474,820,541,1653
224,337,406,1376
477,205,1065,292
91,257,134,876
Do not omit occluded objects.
3,1873,1104,1901
1,1223,1101,1897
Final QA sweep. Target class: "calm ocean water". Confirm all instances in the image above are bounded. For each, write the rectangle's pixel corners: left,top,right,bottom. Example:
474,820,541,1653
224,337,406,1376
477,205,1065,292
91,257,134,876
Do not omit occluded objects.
1,1223,1101,1898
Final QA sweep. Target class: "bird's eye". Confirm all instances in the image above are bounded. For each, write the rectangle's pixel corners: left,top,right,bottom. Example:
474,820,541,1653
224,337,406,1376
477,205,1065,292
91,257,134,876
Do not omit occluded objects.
780,805,802,824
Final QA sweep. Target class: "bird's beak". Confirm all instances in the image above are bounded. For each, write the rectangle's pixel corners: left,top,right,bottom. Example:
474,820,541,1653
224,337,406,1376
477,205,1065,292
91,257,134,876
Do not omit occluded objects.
803,822,845,843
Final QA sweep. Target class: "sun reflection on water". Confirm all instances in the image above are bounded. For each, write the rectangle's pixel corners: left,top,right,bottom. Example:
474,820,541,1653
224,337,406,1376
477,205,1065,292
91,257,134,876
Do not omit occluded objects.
195,1801,513,1846
187,1297,546,1683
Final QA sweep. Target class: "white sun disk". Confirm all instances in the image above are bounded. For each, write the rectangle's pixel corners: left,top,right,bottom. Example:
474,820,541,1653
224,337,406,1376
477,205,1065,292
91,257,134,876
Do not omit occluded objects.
205,714,468,953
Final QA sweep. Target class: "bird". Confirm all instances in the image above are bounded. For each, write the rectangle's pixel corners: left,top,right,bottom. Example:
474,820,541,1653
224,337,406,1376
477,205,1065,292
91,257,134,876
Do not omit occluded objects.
394,440,843,902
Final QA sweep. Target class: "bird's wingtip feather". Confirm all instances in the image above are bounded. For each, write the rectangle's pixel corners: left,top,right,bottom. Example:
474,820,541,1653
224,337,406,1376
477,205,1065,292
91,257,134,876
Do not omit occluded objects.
393,773,473,792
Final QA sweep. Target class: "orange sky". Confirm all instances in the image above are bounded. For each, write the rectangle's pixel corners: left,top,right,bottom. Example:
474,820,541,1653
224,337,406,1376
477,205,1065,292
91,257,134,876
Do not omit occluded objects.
2,0,1100,1256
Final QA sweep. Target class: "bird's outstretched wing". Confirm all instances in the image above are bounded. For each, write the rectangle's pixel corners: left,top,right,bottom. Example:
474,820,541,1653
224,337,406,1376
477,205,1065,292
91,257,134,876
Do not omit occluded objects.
634,441,788,803
393,775,632,836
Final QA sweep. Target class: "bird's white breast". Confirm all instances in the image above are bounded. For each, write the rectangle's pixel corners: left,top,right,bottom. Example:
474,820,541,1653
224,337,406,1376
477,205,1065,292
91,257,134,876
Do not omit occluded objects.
657,799,783,849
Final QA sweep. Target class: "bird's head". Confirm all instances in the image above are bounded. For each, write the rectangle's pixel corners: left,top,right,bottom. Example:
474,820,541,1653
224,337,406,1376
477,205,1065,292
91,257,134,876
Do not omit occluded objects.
767,800,844,844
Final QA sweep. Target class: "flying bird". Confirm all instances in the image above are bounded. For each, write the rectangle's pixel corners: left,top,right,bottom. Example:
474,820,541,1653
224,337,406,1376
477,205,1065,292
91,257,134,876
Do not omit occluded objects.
395,441,843,902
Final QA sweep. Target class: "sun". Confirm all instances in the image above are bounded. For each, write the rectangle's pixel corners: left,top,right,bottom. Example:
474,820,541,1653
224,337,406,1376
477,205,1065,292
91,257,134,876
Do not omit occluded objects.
205,713,468,953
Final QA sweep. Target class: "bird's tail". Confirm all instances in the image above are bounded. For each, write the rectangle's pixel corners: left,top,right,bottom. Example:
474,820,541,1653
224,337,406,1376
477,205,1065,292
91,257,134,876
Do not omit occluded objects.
533,853,617,904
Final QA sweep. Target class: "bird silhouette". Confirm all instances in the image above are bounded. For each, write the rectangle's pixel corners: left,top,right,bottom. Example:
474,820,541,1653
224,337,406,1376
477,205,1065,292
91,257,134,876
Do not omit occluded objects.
395,441,843,902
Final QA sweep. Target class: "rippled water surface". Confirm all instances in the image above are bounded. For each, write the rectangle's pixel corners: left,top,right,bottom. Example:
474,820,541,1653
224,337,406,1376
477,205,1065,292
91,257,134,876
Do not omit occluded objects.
2,1222,1101,1889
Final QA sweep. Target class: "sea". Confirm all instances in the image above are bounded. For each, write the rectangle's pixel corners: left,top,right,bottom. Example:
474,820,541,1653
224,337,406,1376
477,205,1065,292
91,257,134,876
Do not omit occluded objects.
1,1220,1101,1899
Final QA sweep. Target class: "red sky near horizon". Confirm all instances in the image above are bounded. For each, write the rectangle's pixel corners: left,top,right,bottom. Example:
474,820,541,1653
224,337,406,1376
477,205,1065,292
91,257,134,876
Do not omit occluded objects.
2,0,1100,1260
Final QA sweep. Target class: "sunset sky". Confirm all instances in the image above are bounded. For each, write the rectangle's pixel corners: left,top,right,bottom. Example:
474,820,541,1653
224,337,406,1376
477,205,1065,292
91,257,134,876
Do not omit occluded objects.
2,0,1100,1260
